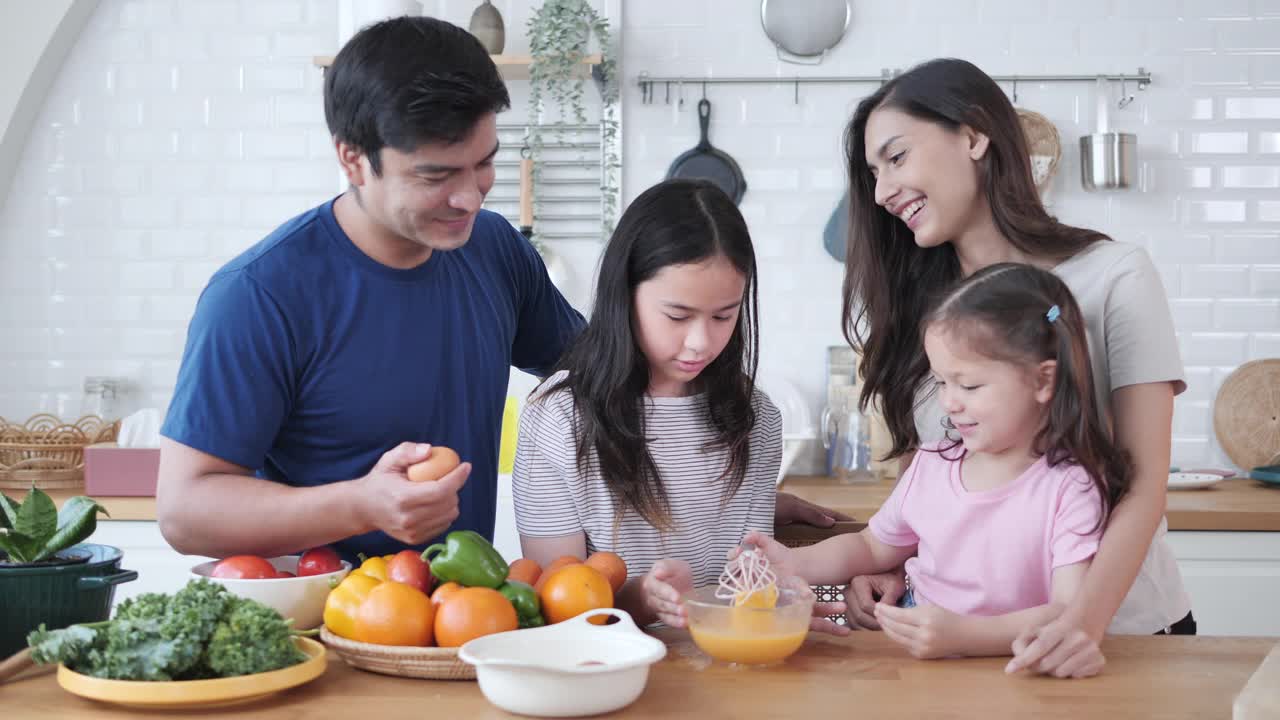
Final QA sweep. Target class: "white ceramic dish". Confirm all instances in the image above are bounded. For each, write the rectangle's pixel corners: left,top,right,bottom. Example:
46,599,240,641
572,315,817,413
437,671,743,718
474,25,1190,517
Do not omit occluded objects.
1168,472,1226,491
190,556,350,630
458,608,667,717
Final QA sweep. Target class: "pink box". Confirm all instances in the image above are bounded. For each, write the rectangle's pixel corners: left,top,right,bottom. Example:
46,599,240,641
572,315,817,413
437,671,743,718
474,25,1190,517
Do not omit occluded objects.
84,443,160,497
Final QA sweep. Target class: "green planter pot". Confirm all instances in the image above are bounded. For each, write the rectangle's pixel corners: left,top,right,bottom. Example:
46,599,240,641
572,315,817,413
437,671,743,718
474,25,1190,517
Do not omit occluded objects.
0,543,137,658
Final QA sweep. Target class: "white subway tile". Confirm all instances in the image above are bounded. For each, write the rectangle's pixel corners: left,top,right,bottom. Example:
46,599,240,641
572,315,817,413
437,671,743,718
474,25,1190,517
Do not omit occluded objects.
1184,0,1253,18
1181,332,1249,366
119,196,177,227
243,65,306,93
179,197,241,224
83,230,147,259
148,164,213,193
1182,167,1213,189
273,96,324,127
96,32,150,63
80,164,146,194
1260,132,1280,153
243,131,308,160
1185,200,1247,223
1181,366,1215,403
175,64,244,94
1181,264,1250,296
1115,0,1181,17
179,262,225,291
120,262,176,290
1260,201,1280,222
1219,20,1280,52
1171,438,1211,468
1146,21,1216,53
1224,97,1280,119
273,31,336,58
1173,401,1211,436
1009,24,1080,56
149,29,211,61
937,24,1012,58
1222,166,1280,188
149,229,208,259
60,196,118,229
176,0,241,26
115,0,176,29
1253,333,1280,358
116,64,177,94
147,295,198,326
1169,299,1215,330
181,131,243,160
1217,234,1280,262
1252,266,1280,296
978,0,1048,20
214,163,276,193
116,130,180,158
1257,56,1280,86
1154,234,1214,263
274,164,337,192
913,0,980,21
208,33,271,60
1261,0,1280,17
146,97,208,128
120,329,184,356
1187,55,1251,85
206,97,272,128
1214,299,1280,331
1189,131,1249,154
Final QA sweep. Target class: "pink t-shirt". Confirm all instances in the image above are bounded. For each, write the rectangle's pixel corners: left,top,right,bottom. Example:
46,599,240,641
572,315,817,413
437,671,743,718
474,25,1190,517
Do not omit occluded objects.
868,443,1104,616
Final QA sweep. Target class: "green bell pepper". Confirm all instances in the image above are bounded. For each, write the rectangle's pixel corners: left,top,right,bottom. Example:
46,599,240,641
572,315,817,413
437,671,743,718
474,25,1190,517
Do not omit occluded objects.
498,580,544,628
422,530,508,589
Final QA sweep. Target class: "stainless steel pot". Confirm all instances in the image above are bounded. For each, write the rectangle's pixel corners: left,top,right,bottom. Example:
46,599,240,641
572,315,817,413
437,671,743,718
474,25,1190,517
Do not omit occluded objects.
1080,132,1136,191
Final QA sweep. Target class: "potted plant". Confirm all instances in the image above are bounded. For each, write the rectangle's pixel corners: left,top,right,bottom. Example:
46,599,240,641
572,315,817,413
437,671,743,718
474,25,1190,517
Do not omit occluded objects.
0,487,135,658
526,0,620,240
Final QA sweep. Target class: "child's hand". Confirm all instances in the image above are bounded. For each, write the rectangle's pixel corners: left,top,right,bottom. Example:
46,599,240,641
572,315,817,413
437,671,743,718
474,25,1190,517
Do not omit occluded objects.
733,531,798,579
641,559,694,628
1006,616,1106,679
874,603,965,659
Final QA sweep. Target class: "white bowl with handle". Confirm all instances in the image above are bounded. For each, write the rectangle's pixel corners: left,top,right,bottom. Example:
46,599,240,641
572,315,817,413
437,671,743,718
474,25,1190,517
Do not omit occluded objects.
189,555,350,630
458,608,667,717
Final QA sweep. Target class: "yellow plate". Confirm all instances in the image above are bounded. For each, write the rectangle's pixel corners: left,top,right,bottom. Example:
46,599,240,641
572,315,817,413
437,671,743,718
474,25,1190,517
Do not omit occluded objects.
56,636,326,710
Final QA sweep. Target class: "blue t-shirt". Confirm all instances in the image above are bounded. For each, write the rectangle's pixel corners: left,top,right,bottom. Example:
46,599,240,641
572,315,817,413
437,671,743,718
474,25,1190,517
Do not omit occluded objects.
161,199,584,562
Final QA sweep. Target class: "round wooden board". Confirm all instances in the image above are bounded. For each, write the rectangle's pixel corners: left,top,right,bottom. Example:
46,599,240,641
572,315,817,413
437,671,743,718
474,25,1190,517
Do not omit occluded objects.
1214,359,1280,470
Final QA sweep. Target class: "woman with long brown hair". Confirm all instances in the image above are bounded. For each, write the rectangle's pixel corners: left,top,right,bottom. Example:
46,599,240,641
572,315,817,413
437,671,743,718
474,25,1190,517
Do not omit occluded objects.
840,58,1193,677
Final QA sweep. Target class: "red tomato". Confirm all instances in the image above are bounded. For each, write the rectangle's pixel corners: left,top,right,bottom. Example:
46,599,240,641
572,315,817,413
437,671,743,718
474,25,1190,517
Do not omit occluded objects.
297,546,344,577
387,549,434,593
211,555,278,580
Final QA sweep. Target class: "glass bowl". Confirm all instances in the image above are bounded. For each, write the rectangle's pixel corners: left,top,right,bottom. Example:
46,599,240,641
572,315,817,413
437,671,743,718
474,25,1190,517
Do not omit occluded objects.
683,576,814,665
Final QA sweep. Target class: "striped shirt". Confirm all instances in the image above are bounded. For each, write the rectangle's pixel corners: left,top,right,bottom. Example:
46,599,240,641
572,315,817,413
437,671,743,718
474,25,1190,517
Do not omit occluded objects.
513,370,782,588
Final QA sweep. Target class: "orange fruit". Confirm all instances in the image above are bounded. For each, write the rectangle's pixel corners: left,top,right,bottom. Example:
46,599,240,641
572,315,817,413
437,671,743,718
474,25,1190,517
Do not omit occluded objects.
352,580,434,646
585,551,627,593
534,555,582,592
507,558,542,586
539,563,613,624
434,587,519,647
430,581,463,608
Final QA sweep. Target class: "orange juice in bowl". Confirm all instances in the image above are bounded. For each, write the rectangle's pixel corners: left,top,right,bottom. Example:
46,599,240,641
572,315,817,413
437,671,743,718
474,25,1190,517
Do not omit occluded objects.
684,577,813,666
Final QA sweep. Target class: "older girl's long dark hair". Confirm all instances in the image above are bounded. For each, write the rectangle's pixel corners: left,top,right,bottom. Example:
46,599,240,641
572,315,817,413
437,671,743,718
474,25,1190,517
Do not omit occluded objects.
544,179,760,530
926,263,1131,527
841,58,1110,458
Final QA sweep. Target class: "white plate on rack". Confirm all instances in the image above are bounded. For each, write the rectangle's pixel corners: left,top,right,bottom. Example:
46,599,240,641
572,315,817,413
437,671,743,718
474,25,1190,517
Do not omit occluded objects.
1168,472,1226,491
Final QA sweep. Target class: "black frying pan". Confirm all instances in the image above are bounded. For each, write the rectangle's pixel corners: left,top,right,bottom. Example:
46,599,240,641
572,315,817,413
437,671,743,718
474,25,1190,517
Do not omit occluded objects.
665,99,747,204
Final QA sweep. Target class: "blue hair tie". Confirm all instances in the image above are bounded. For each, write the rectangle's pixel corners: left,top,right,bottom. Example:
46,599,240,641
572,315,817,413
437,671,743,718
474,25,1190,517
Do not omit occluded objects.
1046,304,1061,323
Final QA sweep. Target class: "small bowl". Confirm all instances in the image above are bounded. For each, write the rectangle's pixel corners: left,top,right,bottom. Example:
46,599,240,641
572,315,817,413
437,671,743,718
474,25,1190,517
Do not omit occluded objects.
459,608,667,717
684,576,814,666
189,556,350,630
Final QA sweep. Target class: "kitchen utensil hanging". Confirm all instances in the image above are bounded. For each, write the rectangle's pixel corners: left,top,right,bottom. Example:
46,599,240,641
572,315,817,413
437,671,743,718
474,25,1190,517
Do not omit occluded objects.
468,0,505,54
1016,108,1062,195
1213,359,1280,471
666,98,747,204
822,193,849,263
1080,77,1136,191
760,0,851,65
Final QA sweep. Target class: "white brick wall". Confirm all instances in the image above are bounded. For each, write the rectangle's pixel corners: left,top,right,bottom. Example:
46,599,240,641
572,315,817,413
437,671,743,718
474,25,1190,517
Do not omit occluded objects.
0,0,1276,474
620,0,1280,472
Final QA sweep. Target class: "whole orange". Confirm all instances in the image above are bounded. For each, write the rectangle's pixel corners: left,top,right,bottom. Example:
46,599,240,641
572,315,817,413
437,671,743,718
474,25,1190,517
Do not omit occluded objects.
353,580,434,646
434,587,519,647
534,555,582,592
539,563,613,624
430,581,464,608
584,551,628,593
507,558,542,586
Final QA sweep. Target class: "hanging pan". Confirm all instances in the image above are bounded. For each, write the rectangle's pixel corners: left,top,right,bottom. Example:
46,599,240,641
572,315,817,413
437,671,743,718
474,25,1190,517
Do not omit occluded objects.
665,99,747,204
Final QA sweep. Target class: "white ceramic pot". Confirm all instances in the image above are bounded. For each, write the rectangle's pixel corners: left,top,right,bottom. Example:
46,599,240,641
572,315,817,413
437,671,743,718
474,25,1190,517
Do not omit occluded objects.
458,608,667,717
189,556,350,630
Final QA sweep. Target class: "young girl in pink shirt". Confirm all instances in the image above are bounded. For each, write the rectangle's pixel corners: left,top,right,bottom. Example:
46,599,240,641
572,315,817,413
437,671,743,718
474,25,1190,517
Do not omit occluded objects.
726,263,1130,677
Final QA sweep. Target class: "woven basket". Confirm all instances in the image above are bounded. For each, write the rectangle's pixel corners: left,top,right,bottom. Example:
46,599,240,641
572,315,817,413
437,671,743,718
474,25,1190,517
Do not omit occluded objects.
1017,108,1062,194
776,521,866,625
1213,359,1280,471
319,626,476,680
0,414,119,490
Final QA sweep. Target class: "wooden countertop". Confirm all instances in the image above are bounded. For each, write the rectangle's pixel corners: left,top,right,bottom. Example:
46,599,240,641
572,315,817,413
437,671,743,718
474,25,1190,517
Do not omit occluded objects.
4,631,1274,719
780,475,1280,532
31,475,1280,531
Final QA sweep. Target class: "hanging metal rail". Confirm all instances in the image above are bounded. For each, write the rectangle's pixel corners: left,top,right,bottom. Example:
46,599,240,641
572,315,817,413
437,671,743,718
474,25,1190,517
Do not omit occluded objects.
636,68,1153,104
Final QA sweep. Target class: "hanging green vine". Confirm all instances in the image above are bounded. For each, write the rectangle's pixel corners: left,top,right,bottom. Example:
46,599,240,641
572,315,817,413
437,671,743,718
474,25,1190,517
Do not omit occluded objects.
526,0,619,241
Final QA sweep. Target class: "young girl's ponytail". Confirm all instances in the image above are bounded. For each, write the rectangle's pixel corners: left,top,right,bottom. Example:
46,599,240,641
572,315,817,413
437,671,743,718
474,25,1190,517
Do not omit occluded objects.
925,263,1132,529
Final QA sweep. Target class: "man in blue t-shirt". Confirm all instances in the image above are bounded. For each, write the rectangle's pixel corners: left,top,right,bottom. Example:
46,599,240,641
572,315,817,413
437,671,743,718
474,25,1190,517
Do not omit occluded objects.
157,17,583,564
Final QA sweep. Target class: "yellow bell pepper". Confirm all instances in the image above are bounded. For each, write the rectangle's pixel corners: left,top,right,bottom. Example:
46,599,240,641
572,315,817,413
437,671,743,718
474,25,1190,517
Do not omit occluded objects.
323,572,381,639
354,555,390,582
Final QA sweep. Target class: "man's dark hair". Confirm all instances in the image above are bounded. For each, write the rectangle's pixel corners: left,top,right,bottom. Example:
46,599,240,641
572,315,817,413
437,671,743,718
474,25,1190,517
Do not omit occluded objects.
324,16,511,175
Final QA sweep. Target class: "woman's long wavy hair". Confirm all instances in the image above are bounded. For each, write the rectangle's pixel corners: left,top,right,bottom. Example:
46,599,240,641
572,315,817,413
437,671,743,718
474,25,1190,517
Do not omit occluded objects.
544,179,760,531
925,263,1132,528
841,58,1110,459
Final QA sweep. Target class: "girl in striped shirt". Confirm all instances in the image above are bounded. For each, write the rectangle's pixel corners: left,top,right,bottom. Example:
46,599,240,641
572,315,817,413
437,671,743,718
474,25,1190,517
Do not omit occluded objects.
512,178,783,627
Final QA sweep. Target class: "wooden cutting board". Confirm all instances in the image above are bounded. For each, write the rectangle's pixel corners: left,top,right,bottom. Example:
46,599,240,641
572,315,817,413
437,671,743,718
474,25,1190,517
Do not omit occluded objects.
1235,643,1280,719
1214,359,1280,470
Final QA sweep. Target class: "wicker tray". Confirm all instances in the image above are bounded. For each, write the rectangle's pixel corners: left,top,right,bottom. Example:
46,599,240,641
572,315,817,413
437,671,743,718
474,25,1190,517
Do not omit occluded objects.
776,521,866,625
0,414,119,490
319,626,475,680
1214,359,1280,471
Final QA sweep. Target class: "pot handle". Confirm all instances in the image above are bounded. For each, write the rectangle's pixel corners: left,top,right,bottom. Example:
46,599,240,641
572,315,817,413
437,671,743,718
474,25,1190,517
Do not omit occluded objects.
78,569,138,590
573,607,641,633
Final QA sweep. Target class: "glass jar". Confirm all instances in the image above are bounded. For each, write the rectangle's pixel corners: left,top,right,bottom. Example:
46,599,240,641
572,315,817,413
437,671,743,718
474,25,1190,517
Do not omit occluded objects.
80,376,126,422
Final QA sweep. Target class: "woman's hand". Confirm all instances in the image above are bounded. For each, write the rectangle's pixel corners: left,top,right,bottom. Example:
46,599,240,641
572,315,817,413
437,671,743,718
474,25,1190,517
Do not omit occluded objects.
640,559,694,628
874,603,965,659
1006,609,1106,679
843,570,908,630
774,492,853,527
